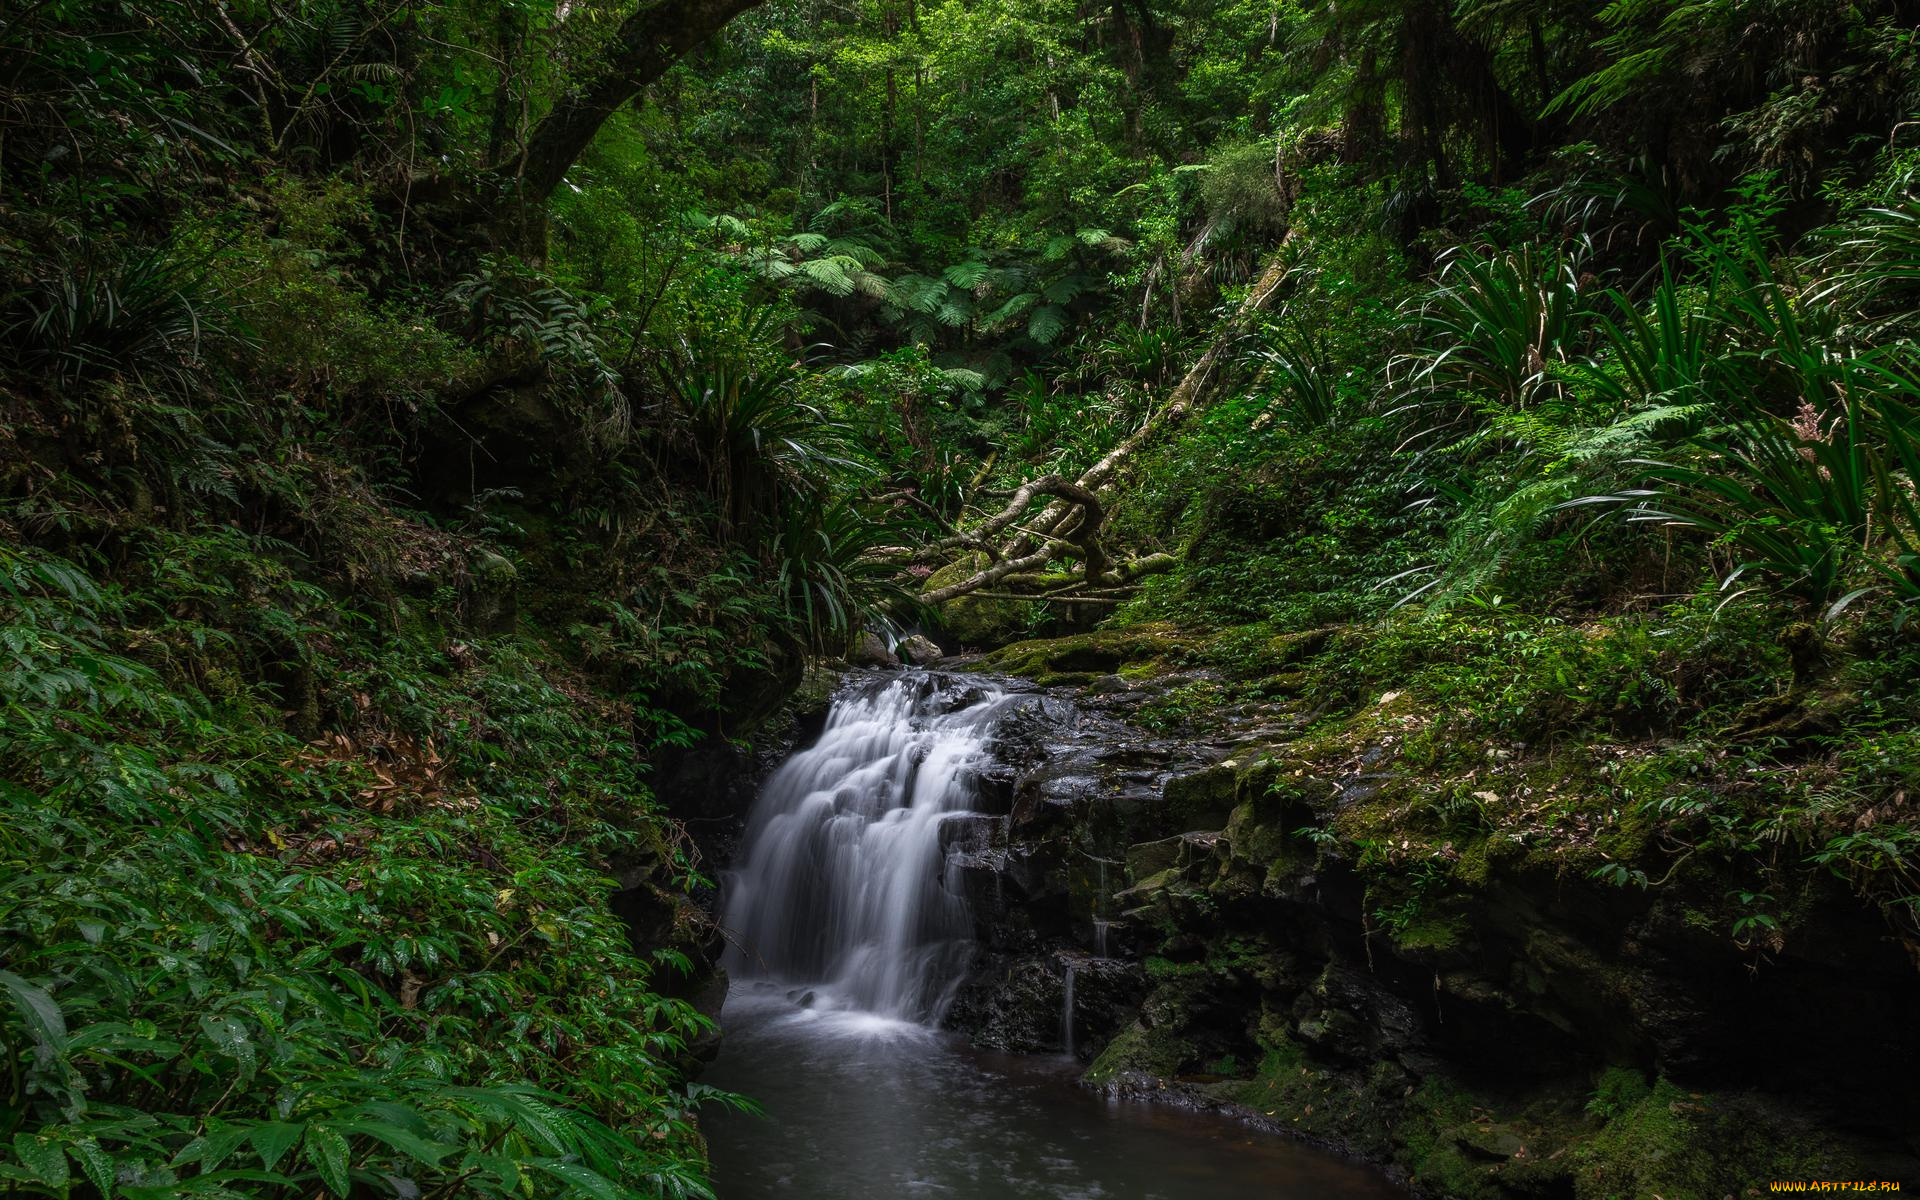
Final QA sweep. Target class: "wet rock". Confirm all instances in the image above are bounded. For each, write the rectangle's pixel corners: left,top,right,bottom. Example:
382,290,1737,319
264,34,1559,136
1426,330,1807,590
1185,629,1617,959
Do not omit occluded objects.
849,631,897,666
946,952,1146,1058
897,633,944,664
462,549,519,635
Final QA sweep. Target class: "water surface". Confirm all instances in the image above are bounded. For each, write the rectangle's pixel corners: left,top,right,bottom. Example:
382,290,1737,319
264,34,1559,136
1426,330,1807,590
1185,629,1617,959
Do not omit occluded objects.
704,985,1408,1200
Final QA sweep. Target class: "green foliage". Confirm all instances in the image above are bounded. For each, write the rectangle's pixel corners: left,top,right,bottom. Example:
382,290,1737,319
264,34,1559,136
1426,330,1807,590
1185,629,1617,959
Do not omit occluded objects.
771,497,921,654
0,543,731,1200
12,0,1920,1190
1561,216,1920,612
656,308,852,533
1198,139,1289,234
1400,242,1588,415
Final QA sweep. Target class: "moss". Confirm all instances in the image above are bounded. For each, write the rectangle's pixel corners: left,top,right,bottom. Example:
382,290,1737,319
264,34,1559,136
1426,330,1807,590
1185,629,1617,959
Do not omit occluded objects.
1390,909,1469,953
1585,1066,1653,1119
1571,1080,1846,1200
1452,835,1495,887
1083,1018,1191,1085
1219,1029,1423,1160
1161,762,1241,831
1033,670,1102,687
1143,954,1208,979
925,553,1037,647
978,624,1192,680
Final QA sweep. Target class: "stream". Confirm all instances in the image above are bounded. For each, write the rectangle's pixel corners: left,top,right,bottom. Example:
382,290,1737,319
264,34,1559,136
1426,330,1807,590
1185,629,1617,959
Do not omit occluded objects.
708,671,1407,1199
703,986,1405,1199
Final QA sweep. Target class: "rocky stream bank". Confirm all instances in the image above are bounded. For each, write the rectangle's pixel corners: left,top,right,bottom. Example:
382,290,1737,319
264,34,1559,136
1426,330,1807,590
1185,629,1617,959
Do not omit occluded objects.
676,626,1920,1199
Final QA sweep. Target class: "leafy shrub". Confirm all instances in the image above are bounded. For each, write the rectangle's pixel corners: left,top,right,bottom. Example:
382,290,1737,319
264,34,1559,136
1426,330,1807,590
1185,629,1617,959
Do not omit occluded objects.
1199,139,1289,234
0,546,729,1200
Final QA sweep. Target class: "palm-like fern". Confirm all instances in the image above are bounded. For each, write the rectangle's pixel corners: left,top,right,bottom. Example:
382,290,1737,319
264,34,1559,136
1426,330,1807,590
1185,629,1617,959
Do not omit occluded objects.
655,310,855,535
1399,242,1589,412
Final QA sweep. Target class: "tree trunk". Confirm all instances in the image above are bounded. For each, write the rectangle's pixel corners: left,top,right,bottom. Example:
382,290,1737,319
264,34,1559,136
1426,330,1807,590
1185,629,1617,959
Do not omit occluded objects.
504,0,768,206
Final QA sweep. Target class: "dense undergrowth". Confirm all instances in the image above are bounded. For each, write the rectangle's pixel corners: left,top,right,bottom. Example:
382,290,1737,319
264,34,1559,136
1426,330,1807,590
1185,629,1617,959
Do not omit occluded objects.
7,0,1920,1194
0,535,733,1198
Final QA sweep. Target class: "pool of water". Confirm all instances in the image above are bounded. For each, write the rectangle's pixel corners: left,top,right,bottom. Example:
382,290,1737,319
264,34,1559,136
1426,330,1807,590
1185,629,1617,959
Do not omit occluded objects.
702,984,1408,1200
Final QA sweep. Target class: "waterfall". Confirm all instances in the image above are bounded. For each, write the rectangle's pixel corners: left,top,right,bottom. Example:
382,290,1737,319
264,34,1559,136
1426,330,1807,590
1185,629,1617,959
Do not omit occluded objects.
722,672,1020,1023
1061,962,1076,1058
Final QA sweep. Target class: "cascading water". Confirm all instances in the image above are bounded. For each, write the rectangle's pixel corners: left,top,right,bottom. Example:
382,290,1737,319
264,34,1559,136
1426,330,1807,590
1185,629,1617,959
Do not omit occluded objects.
1060,963,1076,1059
705,671,1411,1200
722,672,1021,1023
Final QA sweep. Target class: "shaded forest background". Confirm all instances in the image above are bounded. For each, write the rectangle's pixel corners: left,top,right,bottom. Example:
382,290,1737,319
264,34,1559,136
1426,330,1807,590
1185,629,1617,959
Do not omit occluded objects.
3,0,1920,1195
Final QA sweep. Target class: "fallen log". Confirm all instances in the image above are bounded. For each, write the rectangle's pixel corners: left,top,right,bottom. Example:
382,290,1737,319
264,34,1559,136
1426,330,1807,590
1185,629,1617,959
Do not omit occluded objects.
920,238,1295,607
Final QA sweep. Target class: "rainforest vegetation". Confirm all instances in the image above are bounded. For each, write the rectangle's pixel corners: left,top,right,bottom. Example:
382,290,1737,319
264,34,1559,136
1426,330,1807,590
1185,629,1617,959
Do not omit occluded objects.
3,0,1920,1194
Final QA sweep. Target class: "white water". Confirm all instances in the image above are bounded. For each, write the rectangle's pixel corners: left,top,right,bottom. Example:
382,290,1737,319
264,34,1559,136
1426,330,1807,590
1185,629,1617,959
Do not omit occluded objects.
1061,962,1076,1058
721,673,1022,1023
710,671,1411,1200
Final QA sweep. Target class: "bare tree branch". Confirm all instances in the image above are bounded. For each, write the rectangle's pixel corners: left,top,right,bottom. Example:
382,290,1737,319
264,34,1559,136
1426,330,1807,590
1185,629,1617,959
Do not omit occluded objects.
922,474,1107,602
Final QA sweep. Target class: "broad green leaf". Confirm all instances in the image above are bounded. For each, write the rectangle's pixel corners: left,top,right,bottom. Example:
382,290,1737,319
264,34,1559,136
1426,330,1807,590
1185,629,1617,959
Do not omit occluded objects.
332,1120,452,1166
0,971,67,1058
71,1139,114,1196
536,1159,632,1200
197,1015,255,1081
304,1125,351,1196
172,1126,249,1173
249,1123,303,1172
12,1133,69,1189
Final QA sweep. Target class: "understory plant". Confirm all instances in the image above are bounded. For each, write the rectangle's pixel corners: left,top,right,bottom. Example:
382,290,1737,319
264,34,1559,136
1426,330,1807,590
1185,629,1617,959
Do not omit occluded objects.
0,544,732,1199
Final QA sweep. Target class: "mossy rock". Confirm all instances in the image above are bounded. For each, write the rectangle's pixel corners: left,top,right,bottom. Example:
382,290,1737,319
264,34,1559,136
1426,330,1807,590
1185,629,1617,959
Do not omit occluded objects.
926,554,1036,647
1161,756,1283,836
1569,1080,1852,1199
979,624,1192,680
462,548,519,635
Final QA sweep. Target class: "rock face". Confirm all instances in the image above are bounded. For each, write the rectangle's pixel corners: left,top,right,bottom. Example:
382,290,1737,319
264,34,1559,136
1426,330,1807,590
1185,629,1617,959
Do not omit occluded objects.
921,655,1920,1196
462,549,519,635
703,650,1920,1193
942,676,1227,1058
